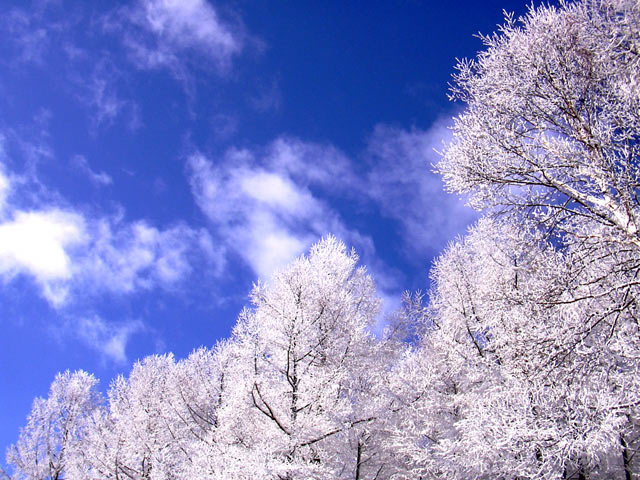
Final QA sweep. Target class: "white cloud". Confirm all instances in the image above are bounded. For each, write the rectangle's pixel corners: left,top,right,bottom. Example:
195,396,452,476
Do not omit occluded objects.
240,171,313,214
72,155,113,186
265,137,362,193
240,210,309,280
72,315,145,364
187,141,369,281
78,218,215,295
143,0,239,54
0,159,221,307
112,0,245,76
0,166,11,212
0,209,86,306
366,120,479,257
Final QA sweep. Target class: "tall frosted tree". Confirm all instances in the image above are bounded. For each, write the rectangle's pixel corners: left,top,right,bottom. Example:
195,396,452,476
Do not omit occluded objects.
439,0,640,249
437,2,640,477
221,235,396,479
387,217,638,479
76,345,237,480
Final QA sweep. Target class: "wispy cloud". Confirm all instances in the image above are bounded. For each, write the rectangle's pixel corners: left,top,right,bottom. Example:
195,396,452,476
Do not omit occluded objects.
0,137,222,308
187,152,316,280
365,120,479,258
0,205,216,308
68,58,142,131
264,137,362,194
2,1,85,66
1,3,139,132
186,138,369,281
85,69,127,127
185,119,478,315
108,0,246,79
249,77,282,113
71,155,113,186
77,217,216,296
3,5,56,65
65,315,145,364
0,165,12,213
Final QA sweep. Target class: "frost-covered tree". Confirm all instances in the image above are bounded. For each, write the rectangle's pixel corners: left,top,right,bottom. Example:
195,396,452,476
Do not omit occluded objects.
77,344,237,480
439,0,640,250
408,218,640,479
7,371,101,480
222,235,395,479
436,3,640,476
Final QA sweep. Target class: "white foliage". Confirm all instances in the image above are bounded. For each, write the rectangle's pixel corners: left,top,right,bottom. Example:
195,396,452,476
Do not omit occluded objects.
7,1,640,479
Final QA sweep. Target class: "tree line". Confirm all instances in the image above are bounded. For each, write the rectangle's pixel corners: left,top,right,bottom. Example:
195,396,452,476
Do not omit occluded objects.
6,0,640,478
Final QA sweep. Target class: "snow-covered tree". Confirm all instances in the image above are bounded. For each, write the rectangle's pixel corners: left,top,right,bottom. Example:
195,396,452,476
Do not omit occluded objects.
7,371,101,480
407,218,639,479
439,0,640,250
436,2,640,475
77,344,239,480
222,235,393,479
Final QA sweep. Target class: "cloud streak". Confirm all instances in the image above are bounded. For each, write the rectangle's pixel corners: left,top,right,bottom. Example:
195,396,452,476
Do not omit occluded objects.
186,139,370,282
365,120,479,258
109,0,246,78
72,155,113,186
187,119,477,279
70,315,145,365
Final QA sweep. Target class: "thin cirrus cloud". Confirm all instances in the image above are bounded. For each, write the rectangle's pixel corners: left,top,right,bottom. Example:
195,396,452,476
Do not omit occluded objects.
80,62,134,130
366,119,479,258
3,5,61,65
109,0,246,76
186,120,478,287
2,1,245,130
0,164,12,212
61,315,146,365
72,155,113,186
186,138,371,282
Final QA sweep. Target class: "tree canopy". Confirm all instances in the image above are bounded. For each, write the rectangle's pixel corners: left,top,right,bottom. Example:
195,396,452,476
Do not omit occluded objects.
6,1,640,479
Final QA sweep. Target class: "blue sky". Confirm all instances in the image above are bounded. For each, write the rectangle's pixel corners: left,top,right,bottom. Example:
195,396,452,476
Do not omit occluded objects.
0,0,534,457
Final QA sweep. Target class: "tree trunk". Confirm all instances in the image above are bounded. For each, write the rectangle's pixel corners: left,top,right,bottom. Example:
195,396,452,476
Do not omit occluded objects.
621,435,633,480
355,440,362,480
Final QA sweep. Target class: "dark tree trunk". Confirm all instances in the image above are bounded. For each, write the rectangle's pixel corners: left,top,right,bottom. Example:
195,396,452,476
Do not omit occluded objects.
355,440,362,480
621,435,633,480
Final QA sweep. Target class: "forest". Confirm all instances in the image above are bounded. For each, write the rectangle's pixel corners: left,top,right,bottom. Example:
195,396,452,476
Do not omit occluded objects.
5,0,640,478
